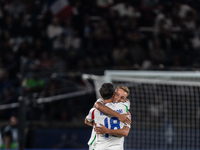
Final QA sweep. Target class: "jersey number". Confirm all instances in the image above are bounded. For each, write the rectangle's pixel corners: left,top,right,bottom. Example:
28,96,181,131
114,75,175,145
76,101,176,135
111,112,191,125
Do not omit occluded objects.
104,117,120,138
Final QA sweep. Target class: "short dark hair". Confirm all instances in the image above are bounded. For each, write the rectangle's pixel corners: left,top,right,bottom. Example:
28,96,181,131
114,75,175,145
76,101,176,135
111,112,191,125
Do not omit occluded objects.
99,83,114,100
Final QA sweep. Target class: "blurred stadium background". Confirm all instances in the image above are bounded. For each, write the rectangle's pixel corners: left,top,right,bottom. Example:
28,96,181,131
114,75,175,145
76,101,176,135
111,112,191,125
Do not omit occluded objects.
0,0,200,149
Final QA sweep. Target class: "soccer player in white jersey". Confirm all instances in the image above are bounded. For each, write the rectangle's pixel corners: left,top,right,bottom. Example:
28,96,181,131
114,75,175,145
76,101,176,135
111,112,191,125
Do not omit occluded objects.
85,83,131,150
85,85,131,150
95,86,131,136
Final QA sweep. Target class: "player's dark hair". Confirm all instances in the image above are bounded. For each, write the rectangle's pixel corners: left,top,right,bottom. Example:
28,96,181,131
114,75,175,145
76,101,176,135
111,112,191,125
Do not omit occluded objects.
99,83,114,100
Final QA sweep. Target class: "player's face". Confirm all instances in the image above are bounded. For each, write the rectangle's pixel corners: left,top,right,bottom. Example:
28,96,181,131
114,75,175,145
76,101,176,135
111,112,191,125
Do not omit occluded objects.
113,88,128,103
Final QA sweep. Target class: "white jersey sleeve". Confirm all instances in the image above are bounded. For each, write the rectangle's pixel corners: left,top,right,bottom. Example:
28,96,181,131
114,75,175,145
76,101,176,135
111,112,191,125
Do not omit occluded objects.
96,98,104,103
86,107,96,122
86,108,97,147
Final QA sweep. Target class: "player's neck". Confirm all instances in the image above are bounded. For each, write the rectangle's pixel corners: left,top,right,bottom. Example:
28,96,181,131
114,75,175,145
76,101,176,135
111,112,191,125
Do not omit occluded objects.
103,98,112,103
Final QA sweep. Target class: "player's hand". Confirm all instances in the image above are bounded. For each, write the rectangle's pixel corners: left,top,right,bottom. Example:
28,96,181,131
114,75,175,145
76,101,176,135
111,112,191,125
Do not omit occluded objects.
94,124,109,134
118,113,131,125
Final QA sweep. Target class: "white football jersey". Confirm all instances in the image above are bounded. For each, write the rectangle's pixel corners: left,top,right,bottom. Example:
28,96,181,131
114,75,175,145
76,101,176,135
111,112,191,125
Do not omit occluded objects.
87,98,131,149
94,102,130,150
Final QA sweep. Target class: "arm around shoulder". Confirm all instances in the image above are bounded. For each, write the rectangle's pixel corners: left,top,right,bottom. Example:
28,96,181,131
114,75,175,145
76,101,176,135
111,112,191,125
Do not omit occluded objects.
94,102,120,117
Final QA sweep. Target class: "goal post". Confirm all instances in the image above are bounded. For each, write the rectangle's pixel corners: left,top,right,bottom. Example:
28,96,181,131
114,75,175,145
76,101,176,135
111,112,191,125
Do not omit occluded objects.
92,70,200,150
105,70,200,83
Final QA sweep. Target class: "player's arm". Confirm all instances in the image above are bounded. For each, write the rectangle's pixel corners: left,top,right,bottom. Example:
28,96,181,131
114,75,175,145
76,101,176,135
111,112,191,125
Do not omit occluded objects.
94,102,131,124
84,118,93,127
95,124,130,137
84,108,95,127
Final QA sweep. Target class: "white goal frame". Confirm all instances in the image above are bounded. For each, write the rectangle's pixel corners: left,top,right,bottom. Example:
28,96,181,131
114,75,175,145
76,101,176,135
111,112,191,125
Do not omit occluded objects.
105,70,200,86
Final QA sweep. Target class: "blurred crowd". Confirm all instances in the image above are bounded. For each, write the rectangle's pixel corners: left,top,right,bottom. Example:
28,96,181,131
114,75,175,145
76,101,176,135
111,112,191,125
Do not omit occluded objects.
1,0,200,121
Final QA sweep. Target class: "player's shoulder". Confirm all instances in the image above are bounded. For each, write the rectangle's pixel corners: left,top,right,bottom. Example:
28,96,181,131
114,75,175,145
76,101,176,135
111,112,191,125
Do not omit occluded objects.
108,102,125,108
122,99,130,110
116,102,126,106
104,102,117,109
89,107,96,113
96,98,104,103
124,99,130,105
115,102,129,112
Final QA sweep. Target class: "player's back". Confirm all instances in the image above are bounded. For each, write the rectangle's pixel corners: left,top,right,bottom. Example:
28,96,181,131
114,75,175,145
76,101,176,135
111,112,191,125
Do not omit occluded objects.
94,102,128,150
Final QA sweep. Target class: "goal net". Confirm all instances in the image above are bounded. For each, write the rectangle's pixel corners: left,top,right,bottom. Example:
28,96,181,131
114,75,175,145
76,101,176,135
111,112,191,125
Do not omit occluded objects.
92,70,200,150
